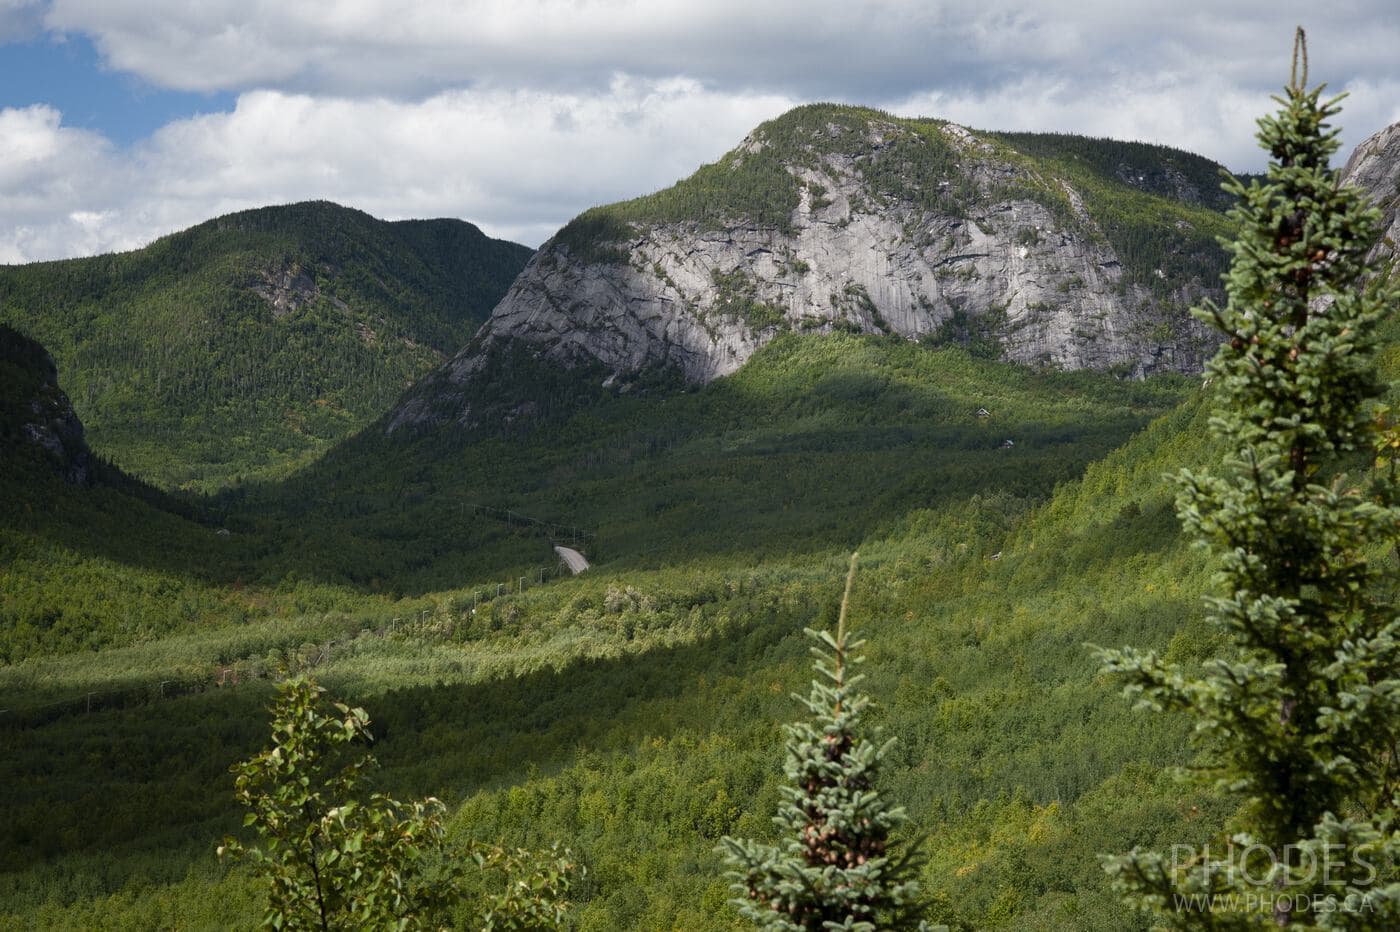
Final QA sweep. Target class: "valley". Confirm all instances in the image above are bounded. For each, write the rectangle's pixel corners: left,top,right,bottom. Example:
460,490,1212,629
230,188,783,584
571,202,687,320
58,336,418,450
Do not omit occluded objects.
2,98,1399,930
1,335,1205,929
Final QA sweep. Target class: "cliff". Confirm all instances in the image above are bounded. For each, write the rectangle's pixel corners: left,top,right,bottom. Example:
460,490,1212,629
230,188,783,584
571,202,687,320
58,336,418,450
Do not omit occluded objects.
388,105,1247,433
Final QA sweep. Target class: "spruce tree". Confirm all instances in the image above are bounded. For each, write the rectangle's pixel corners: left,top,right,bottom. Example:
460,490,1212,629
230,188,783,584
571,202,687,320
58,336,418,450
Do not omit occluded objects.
1097,29,1400,930
719,553,926,930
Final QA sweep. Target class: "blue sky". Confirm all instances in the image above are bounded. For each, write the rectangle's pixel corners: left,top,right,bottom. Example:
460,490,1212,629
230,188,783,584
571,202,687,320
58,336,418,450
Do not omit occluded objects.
2,1,1398,263
0,34,233,144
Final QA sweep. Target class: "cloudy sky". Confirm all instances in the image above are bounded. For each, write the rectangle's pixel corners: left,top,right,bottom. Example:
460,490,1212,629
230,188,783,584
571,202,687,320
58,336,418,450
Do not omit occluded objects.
2,1,1398,263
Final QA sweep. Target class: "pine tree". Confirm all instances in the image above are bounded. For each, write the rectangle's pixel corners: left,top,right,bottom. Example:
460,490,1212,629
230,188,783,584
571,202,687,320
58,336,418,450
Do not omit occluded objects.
719,553,927,930
1096,29,1400,930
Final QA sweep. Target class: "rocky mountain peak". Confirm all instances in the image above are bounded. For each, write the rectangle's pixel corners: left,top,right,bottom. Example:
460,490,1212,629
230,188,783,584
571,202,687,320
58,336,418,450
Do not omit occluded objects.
389,104,1242,433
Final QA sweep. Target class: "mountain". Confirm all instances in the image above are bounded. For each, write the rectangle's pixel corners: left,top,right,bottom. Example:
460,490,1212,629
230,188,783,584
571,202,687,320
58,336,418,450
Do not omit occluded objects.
6,119,1400,931
0,201,533,490
389,104,1235,433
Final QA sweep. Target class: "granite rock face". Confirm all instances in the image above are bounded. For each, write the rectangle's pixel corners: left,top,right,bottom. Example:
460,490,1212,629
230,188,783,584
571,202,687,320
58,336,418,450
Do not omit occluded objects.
1342,121,1400,266
251,262,321,319
390,110,1231,433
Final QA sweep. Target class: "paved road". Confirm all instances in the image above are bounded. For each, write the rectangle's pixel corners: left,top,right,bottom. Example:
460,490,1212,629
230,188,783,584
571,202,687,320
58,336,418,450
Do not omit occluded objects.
554,545,590,575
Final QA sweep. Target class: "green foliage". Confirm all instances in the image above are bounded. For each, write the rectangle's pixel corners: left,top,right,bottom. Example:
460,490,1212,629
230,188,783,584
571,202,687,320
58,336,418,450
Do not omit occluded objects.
712,269,788,331
988,132,1234,298
219,677,462,930
721,554,925,930
0,300,1270,929
219,677,579,930
0,202,531,491
0,324,88,480
0,391,1212,929
0,332,1188,670
25,308,1400,928
922,307,1005,360
1097,33,1400,928
256,333,1188,595
473,843,582,931
0,325,54,431
551,212,635,265
987,132,1236,212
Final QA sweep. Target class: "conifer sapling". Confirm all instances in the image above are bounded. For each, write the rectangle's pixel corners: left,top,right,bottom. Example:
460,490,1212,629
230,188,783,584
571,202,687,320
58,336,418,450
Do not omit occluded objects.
719,553,926,930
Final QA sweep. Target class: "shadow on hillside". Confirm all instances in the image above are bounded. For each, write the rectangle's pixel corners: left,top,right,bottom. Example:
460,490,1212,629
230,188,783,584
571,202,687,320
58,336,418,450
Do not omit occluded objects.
6,338,1185,605
0,605,804,875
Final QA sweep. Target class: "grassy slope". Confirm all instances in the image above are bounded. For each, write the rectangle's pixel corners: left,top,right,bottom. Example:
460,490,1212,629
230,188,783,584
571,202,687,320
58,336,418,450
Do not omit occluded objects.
0,202,532,491
1,333,1208,930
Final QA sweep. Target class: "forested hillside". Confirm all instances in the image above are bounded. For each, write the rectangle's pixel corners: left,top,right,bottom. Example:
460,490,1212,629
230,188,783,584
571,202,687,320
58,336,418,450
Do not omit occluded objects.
0,325,1212,929
2,77,1397,928
0,202,532,490
2,292,1397,930
1,325,92,486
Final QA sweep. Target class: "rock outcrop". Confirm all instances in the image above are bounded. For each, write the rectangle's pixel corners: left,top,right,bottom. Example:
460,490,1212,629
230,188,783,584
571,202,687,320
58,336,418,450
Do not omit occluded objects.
389,105,1237,433
251,262,322,318
1,325,91,485
1342,121,1400,267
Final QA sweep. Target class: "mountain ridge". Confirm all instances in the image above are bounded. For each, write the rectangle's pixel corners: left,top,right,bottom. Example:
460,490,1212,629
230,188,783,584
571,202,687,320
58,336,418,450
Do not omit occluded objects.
0,201,533,489
387,104,1240,434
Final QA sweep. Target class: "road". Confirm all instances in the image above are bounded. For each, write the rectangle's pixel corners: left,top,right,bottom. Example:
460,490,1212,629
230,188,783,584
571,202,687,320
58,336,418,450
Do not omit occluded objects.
554,544,590,575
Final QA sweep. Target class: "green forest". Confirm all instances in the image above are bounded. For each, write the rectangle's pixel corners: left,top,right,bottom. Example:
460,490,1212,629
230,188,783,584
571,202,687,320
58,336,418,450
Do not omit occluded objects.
3,64,1399,931
0,202,531,491
1,340,1210,929
12,314,1391,927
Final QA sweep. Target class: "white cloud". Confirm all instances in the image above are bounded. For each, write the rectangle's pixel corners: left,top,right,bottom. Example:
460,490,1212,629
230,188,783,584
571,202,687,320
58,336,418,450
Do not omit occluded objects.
0,0,44,41
0,104,126,261
889,74,1275,171
6,1,1400,261
38,0,1400,102
1329,79,1400,166
0,80,797,262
